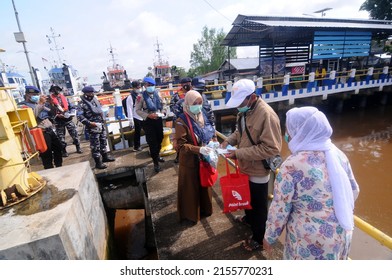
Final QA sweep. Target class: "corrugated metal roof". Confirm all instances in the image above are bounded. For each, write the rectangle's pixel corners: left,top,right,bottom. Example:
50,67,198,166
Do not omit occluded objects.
222,15,392,47
248,19,392,30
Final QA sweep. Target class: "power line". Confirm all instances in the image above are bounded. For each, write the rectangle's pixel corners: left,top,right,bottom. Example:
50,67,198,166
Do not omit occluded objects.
201,0,271,33
202,0,233,23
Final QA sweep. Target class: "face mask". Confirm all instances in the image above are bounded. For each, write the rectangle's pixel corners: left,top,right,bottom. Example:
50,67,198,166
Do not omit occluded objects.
284,132,290,143
189,104,202,114
237,106,250,113
146,86,155,93
183,84,191,91
135,89,141,93
30,95,40,103
84,94,94,101
237,97,251,113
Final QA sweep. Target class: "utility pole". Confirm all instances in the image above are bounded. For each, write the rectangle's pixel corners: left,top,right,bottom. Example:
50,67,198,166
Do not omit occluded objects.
12,0,37,87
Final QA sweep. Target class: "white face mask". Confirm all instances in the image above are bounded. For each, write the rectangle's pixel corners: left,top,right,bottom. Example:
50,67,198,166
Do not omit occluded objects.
135,88,141,93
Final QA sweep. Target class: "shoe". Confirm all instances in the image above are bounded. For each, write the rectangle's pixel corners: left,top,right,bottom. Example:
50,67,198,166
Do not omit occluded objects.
76,145,83,154
158,157,165,163
154,164,161,173
242,238,263,252
102,152,115,162
132,147,142,152
94,157,107,169
234,215,251,227
62,151,68,157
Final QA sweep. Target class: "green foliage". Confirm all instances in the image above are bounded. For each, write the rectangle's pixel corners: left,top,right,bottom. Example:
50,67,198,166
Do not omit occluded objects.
189,26,236,76
171,65,187,78
360,0,392,20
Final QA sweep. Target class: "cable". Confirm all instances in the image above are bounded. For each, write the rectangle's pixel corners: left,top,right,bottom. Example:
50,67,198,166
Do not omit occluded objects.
201,0,272,33
201,0,233,23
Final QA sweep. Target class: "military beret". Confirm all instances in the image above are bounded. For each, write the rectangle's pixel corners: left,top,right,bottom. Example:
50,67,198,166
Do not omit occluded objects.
49,85,62,92
82,86,95,93
25,85,40,94
180,77,192,84
143,76,156,85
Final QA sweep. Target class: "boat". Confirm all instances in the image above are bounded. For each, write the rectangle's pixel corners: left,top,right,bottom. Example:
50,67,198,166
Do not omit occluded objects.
0,65,27,103
152,39,172,85
45,27,83,96
102,45,131,91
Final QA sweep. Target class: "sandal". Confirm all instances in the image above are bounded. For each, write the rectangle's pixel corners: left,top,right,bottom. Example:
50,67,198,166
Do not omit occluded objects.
242,238,263,252
234,215,251,227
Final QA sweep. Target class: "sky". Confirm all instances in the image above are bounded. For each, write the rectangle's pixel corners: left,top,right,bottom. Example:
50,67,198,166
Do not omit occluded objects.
0,0,370,85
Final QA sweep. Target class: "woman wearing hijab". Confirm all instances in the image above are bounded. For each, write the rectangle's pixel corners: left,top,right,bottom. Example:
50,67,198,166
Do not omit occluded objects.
263,106,360,260
175,90,216,224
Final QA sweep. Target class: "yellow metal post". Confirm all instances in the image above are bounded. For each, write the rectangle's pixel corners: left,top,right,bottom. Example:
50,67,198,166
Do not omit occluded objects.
0,87,45,209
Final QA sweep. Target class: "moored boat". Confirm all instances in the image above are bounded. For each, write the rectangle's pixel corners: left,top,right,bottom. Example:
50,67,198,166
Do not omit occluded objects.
45,27,83,96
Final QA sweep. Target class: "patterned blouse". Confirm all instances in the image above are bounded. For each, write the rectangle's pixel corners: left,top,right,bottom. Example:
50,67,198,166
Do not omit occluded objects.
264,150,359,260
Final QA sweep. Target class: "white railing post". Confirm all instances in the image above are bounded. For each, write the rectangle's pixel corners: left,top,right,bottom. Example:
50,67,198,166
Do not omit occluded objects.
256,77,263,95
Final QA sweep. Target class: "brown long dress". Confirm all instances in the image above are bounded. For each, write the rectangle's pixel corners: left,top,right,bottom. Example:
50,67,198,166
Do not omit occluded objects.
175,117,212,223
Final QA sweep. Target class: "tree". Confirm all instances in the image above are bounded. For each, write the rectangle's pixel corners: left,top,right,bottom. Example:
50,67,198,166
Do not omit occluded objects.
360,0,392,52
360,0,392,20
189,26,236,76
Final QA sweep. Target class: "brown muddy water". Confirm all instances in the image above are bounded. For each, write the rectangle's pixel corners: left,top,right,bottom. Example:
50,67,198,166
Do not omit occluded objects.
327,104,392,237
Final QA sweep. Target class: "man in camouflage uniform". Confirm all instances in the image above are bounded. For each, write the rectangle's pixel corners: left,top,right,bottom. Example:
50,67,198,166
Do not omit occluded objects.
77,86,115,169
49,85,82,157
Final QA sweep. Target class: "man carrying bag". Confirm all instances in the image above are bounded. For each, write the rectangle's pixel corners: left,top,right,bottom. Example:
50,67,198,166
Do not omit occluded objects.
220,79,282,252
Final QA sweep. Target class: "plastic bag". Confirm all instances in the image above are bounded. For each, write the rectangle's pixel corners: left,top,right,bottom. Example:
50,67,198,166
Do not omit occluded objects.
202,140,219,169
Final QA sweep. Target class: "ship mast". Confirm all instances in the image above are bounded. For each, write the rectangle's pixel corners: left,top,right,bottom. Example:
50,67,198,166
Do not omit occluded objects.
154,38,166,66
155,38,163,65
108,44,118,69
46,27,64,67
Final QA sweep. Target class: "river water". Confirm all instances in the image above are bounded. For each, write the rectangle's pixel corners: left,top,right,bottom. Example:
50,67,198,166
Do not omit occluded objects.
326,102,392,237
220,97,392,237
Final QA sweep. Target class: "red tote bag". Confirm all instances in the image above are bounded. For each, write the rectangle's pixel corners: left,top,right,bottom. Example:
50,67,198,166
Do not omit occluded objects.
220,160,252,213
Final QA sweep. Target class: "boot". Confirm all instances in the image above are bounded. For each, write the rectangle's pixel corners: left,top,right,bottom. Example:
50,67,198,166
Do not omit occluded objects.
153,158,161,173
76,145,83,154
62,148,68,157
102,152,115,162
94,157,107,169
154,164,161,173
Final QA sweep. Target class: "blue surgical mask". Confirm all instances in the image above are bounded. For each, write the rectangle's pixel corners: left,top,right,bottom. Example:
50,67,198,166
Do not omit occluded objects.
30,95,40,103
146,86,155,93
189,104,202,114
284,132,290,143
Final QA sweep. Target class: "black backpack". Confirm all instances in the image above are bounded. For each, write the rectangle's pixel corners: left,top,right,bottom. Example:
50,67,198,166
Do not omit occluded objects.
122,95,129,117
